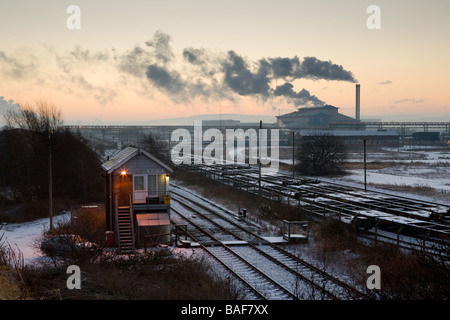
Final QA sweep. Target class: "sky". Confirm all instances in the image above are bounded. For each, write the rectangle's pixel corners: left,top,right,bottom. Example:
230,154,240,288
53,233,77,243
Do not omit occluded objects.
0,0,449,124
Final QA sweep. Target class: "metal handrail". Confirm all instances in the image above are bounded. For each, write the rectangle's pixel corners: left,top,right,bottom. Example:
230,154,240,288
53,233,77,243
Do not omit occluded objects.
129,194,135,249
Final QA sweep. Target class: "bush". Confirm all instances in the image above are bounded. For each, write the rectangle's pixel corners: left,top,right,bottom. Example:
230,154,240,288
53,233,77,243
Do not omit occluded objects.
311,218,450,299
0,227,31,299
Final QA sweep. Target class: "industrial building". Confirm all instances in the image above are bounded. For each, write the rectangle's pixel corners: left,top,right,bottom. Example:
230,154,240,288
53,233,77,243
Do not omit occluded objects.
276,84,361,130
277,84,399,147
297,130,400,148
66,84,447,149
276,104,359,130
102,147,173,253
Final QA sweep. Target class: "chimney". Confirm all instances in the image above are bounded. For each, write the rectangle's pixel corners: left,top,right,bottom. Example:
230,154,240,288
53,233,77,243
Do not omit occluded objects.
355,84,360,121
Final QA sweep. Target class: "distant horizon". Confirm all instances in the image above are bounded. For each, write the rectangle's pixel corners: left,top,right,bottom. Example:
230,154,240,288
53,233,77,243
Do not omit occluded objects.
1,1,449,124
61,111,449,126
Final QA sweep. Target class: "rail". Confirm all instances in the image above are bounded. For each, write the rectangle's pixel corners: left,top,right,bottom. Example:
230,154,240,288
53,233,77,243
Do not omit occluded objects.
180,163,450,246
170,187,368,299
170,207,296,300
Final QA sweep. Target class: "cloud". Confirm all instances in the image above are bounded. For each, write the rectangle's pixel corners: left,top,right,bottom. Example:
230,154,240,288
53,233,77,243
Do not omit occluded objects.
69,75,117,105
178,43,357,106
274,83,325,107
268,57,300,79
48,45,119,105
145,65,186,98
378,80,392,85
179,48,357,106
295,57,357,83
0,96,19,111
56,46,110,74
222,50,271,97
394,98,425,104
1,30,358,109
117,45,152,77
0,97,20,124
0,51,36,80
144,30,174,64
182,47,206,65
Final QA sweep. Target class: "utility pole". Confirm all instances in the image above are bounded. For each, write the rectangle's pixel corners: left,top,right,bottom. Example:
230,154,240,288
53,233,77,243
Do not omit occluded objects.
48,131,53,230
363,139,368,192
292,131,295,178
259,120,262,196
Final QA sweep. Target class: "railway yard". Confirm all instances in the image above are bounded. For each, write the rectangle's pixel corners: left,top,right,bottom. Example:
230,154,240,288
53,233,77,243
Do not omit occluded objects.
168,154,449,300
170,184,369,300
176,162,449,247
2,144,448,300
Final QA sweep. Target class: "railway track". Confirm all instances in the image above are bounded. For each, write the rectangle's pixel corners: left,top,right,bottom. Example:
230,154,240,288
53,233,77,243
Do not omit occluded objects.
171,205,296,300
183,163,450,248
170,185,368,300
255,170,450,251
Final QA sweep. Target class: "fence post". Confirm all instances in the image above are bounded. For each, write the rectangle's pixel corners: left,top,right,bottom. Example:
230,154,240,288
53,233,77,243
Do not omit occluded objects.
397,226,404,248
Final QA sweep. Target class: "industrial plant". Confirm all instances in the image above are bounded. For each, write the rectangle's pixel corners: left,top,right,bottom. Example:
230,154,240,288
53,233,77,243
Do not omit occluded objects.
66,84,449,150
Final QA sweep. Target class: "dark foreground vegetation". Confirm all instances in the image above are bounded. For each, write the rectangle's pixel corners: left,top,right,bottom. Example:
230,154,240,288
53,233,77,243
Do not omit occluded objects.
0,206,241,300
0,100,104,223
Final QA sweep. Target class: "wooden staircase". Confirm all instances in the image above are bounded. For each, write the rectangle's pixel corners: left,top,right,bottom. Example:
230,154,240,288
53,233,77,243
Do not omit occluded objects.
116,205,135,254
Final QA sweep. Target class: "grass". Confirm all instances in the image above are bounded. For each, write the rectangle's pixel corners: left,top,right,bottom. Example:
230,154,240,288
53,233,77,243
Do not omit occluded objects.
0,265,23,299
0,230,31,299
77,253,241,300
307,218,450,299
12,251,241,300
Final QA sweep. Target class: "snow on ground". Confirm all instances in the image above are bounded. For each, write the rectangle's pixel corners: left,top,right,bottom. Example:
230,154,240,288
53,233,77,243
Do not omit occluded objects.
280,146,450,204
328,169,450,194
341,148,449,203
1,146,448,274
1,212,71,264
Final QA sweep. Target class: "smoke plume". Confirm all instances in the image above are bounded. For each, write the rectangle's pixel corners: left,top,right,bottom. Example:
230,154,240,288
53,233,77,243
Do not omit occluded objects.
1,30,357,109
274,83,325,107
175,37,357,107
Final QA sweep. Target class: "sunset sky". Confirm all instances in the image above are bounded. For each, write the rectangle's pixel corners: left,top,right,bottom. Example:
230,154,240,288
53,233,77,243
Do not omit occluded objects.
1,0,449,124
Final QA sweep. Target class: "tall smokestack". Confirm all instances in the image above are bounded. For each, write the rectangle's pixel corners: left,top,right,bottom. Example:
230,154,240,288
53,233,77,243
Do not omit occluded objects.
355,84,360,121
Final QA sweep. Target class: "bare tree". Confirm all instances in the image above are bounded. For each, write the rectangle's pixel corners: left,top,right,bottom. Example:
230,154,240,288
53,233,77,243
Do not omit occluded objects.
4,99,63,135
296,133,346,176
141,131,169,163
0,99,103,207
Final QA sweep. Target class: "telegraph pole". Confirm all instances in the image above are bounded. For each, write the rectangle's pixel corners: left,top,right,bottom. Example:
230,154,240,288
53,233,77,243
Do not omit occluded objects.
292,131,295,178
259,120,262,196
363,139,367,192
49,131,53,230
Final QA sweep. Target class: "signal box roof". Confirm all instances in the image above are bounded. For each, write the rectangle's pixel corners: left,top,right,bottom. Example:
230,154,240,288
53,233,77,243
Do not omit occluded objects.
101,147,173,174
